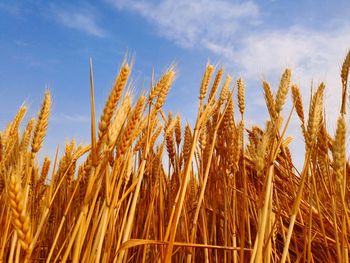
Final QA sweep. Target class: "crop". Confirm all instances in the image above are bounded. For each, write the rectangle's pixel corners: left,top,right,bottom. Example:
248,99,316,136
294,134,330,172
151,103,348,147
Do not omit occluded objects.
0,51,350,262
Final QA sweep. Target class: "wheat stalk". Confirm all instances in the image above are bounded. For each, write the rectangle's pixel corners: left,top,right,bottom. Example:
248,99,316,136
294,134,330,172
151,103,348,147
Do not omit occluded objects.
1,52,350,263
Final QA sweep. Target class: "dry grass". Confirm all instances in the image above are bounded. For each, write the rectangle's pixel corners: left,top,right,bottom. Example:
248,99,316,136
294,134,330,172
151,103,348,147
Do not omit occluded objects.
1,51,350,262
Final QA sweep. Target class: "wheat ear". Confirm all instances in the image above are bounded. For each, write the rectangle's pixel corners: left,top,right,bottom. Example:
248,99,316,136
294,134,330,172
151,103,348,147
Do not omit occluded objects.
340,49,350,114
116,96,145,158
306,83,324,151
291,84,305,124
154,70,175,111
208,68,224,102
98,63,130,146
31,90,51,155
262,81,277,119
237,78,245,115
275,68,291,114
7,173,32,251
333,116,346,185
20,118,35,152
199,63,214,106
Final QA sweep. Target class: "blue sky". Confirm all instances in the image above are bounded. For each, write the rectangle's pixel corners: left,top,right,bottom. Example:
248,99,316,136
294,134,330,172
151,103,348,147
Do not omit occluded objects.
1,0,350,165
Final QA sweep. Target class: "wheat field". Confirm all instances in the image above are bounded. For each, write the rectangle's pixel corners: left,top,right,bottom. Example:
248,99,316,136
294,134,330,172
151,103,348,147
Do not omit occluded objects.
0,51,350,262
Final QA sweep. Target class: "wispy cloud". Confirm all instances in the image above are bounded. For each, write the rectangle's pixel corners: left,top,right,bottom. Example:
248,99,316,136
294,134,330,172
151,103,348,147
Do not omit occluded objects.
199,23,350,168
108,0,349,116
108,0,350,168
52,113,90,123
108,0,259,47
206,24,350,167
52,5,107,38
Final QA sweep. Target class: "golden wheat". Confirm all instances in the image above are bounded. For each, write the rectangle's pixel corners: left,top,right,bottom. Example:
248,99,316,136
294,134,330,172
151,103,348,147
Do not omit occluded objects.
1,52,350,263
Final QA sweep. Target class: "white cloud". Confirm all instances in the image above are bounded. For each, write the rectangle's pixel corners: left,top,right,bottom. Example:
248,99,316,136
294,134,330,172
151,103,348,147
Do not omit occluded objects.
209,25,350,168
236,25,350,120
108,0,350,168
108,0,350,119
53,6,107,37
108,0,259,47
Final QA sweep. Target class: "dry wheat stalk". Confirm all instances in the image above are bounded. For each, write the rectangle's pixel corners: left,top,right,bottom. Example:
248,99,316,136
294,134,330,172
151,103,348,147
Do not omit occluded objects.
2,52,350,263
